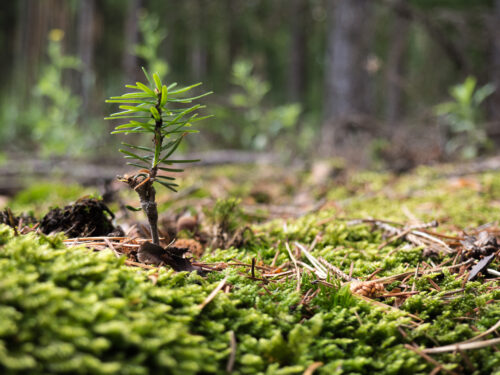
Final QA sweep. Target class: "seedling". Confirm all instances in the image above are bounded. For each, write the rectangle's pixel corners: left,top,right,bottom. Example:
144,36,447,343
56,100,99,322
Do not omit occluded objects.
106,68,211,244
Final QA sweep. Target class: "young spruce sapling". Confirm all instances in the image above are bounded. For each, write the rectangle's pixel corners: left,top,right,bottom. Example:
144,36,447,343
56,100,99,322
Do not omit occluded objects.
106,69,211,246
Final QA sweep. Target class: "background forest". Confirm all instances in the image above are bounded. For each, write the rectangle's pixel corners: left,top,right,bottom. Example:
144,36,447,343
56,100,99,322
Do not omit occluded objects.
0,0,500,168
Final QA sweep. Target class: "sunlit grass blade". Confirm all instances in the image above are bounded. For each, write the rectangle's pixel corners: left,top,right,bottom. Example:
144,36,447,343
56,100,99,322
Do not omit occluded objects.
168,82,202,95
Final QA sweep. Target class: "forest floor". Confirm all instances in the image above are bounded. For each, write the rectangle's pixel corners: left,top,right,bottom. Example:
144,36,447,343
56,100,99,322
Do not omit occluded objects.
0,159,499,374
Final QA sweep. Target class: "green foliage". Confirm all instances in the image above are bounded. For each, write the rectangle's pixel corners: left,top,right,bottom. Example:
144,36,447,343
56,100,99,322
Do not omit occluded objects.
435,76,495,159
135,11,169,79
205,198,244,233
10,182,92,214
215,59,301,150
106,68,212,192
33,30,85,156
0,30,88,156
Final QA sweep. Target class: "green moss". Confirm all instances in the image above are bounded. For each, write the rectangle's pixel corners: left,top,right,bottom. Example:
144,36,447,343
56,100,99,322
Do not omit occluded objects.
2,165,500,374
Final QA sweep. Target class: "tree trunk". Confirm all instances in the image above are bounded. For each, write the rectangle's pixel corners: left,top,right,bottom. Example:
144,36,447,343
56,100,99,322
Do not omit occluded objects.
288,0,307,102
491,0,500,132
190,0,207,81
385,15,410,126
123,0,142,81
13,0,71,99
227,0,240,65
77,0,95,115
321,0,373,155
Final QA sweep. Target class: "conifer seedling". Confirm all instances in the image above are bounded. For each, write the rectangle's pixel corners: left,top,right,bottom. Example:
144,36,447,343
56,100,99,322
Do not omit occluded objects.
106,69,211,245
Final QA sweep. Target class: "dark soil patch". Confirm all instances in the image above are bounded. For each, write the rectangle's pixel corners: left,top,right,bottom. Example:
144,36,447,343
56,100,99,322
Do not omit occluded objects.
39,198,119,237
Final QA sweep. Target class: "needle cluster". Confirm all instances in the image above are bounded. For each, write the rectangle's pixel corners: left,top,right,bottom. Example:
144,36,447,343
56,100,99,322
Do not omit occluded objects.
106,69,211,244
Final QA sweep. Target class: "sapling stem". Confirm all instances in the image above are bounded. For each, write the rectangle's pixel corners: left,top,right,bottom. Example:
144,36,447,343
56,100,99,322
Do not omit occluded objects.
107,68,211,246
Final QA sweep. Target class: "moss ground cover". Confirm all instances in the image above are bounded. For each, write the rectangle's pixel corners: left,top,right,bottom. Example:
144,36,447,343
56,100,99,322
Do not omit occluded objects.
0,164,499,374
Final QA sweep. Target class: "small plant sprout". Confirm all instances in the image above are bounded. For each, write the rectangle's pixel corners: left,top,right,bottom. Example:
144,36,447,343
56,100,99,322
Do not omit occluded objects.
106,68,212,245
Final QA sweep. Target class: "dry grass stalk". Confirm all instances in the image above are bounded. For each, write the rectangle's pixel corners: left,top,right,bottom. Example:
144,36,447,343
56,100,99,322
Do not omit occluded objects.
198,276,229,310
226,331,237,373
285,242,301,293
404,345,457,375
422,337,500,354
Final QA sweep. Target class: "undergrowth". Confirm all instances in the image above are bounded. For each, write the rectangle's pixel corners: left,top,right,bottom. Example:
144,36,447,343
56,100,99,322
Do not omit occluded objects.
1,165,500,374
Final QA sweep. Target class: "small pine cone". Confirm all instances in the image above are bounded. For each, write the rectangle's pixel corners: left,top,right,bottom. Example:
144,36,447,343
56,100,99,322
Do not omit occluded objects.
350,281,385,297
173,238,204,258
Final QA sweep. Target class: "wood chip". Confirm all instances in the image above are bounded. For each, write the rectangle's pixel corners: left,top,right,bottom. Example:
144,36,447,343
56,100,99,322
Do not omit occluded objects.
468,253,496,281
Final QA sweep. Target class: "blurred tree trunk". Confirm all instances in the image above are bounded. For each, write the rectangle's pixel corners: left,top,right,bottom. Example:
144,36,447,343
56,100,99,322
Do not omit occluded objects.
190,0,207,81
491,0,500,130
14,0,70,99
123,0,142,81
288,0,307,102
14,0,44,98
77,0,95,115
0,2,17,89
320,0,373,154
227,0,240,64
386,15,409,126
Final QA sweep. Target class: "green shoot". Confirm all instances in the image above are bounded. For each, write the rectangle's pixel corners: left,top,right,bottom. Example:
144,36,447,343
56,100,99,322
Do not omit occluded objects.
106,68,212,244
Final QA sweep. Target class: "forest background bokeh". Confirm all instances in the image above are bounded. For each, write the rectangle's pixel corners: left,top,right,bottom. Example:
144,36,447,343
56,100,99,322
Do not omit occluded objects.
0,0,499,168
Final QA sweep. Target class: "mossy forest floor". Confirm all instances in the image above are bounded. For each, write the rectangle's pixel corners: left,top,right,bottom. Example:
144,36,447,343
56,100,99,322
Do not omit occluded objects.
1,161,500,374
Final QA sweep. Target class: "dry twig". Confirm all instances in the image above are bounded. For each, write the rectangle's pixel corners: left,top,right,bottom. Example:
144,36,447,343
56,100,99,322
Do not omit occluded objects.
199,276,229,310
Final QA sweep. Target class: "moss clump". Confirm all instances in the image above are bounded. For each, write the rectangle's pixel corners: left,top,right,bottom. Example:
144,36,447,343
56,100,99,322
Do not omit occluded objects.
0,225,222,374
2,165,500,374
0,224,427,374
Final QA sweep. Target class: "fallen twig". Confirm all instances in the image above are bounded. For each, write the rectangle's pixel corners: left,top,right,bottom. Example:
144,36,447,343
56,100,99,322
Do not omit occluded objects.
404,345,457,375
199,276,229,310
303,361,323,375
226,330,237,373
421,337,500,354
